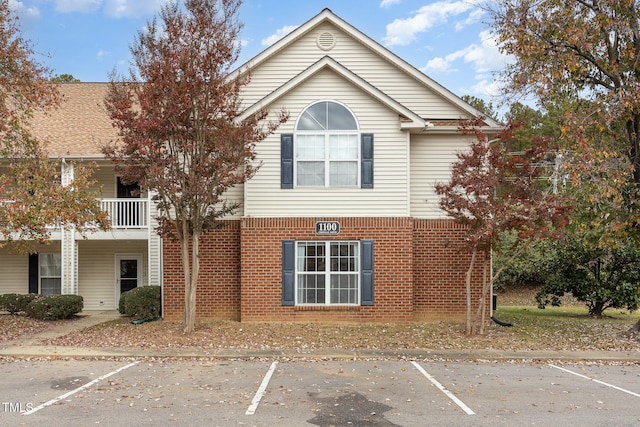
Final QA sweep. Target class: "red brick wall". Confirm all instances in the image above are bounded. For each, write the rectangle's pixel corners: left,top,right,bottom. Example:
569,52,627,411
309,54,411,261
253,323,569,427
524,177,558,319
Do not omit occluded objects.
161,217,490,324
413,219,488,322
240,217,414,323
162,220,241,321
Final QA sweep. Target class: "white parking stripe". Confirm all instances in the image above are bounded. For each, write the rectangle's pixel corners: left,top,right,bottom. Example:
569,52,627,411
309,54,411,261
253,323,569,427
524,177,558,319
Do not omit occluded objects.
23,361,140,415
246,361,278,415
549,364,640,398
411,361,475,415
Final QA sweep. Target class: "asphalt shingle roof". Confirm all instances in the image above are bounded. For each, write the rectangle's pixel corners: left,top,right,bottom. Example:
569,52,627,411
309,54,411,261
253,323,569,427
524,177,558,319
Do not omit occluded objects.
29,83,119,157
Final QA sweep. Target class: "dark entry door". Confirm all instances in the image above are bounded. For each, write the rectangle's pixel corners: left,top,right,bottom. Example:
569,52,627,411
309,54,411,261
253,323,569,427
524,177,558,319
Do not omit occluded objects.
116,177,140,227
117,256,140,295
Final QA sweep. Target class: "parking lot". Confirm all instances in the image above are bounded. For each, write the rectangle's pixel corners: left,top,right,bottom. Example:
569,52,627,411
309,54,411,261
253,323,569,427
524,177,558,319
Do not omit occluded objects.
1,358,639,426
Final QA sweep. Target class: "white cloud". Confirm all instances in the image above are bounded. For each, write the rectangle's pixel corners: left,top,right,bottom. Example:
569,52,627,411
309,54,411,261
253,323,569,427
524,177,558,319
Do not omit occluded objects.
423,56,457,74
261,25,298,47
454,8,484,31
422,30,505,77
380,0,402,7
51,0,165,17
96,50,111,61
103,0,166,18
383,0,475,47
468,78,502,99
53,0,102,13
9,0,40,20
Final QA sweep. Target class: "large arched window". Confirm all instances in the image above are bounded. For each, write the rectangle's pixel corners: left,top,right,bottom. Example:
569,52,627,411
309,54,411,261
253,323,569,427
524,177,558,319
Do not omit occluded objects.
294,101,360,187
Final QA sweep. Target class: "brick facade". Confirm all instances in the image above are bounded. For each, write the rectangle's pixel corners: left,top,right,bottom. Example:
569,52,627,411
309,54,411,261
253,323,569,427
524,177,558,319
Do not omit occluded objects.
413,219,487,322
162,221,242,321
240,217,415,322
162,217,488,323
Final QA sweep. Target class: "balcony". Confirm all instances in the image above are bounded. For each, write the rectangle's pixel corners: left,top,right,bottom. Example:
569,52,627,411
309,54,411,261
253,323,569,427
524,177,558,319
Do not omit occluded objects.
100,199,149,229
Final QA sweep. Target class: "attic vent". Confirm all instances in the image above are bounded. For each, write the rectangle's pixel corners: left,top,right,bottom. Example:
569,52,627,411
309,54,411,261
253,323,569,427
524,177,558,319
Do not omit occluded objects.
317,31,336,51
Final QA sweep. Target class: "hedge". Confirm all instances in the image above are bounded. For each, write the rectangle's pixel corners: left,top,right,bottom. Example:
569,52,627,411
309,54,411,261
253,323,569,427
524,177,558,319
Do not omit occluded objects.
120,286,161,321
1,293,83,320
24,295,84,320
0,293,39,314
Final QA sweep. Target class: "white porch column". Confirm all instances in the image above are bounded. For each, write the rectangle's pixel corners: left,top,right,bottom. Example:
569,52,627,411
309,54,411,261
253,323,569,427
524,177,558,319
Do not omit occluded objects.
60,160,79,295
147,190,162,287
61,229,78,295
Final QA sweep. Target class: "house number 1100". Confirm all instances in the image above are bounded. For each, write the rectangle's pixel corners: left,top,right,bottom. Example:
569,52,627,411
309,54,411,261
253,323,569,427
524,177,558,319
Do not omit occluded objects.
315,221,340,235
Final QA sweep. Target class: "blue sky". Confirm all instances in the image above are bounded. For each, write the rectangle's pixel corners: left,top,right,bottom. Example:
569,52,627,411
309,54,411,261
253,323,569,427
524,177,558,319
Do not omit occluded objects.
11,0,506,102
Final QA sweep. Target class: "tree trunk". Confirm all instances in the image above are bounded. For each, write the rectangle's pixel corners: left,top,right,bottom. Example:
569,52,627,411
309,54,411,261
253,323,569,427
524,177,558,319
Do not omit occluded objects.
472,249,491,335
627,319,640,335
183,230,201,334
465,249,477,335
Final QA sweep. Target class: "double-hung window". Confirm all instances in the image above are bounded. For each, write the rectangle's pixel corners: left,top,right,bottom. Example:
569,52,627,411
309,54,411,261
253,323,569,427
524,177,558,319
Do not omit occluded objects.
282,240,374,307
297,241,360,305
295,101,360,187
39,253,62,295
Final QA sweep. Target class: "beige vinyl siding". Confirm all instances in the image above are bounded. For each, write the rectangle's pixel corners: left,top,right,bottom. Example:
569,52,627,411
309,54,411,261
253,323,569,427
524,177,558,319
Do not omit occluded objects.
245,69,410,217
410,133,474,219
147,214,162,288
77,240,148,310
0,249,28,294
90,163,114,196
242,22,467,119
220,183,244,219
0,242,62,294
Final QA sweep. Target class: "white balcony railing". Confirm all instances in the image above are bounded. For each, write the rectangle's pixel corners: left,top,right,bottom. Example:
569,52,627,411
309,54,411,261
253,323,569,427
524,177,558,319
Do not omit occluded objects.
100,199,149,229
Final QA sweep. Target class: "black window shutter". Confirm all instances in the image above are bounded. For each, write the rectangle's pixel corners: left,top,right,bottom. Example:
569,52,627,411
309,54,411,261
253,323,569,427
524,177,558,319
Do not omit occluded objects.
361,134,374,188
281,134,294,189
28,253,39,294
360,240,374,305
282,240,295,305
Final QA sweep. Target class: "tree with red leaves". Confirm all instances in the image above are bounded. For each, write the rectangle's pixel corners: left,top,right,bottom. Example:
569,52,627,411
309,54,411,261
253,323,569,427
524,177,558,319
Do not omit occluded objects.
103,0,287,333
436,119,571,334
0,0,107,252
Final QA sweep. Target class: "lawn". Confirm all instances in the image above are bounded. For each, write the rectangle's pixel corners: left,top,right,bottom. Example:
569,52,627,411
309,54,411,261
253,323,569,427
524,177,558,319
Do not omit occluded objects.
3,285,639,353
32,304,639,353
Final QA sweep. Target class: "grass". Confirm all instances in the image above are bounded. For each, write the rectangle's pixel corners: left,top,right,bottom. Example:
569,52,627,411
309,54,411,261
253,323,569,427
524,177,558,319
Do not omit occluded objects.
36,304,640,354
490,305,639,352
5,285,640,353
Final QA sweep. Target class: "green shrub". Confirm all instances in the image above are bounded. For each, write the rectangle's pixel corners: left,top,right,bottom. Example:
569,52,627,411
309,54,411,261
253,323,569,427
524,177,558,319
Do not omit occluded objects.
537,237,640,316
0,294,39,314
25,295,84,320
493,232,553,290
118,291,128,315
121,286,161,321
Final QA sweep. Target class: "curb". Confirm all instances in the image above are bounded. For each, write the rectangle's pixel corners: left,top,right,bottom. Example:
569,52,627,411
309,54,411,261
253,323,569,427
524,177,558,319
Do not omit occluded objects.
0,346,638,362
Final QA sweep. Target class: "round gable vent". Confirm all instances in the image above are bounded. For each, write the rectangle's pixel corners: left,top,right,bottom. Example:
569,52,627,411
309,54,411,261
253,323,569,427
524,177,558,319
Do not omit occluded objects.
317,31,336,51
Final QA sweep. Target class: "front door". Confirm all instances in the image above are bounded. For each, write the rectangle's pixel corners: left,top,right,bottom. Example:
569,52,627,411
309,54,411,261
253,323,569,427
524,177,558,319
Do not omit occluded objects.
116,254,142,301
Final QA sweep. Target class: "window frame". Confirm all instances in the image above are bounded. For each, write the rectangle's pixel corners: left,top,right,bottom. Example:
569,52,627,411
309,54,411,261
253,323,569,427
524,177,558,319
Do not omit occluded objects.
39,253,62,295
294,101,361,188
295,240,361,306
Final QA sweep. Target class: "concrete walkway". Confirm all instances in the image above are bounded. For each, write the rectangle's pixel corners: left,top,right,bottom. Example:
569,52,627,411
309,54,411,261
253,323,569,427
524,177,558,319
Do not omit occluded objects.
0,311,639,361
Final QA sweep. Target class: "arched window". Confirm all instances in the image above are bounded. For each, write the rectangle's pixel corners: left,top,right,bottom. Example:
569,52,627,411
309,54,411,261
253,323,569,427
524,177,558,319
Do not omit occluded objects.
294,101,360,187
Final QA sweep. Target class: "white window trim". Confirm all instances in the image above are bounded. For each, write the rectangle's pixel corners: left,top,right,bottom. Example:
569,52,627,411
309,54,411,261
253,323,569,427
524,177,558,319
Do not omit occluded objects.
39,253,62,295
293,100,361,188
115,253,143,305
294,241,360,306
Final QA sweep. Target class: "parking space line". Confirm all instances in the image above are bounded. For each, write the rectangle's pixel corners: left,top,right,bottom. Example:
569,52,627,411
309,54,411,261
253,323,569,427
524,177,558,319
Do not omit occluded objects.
549,364,640,398
411,361,475,415
23,361,140,415
245,361,278,415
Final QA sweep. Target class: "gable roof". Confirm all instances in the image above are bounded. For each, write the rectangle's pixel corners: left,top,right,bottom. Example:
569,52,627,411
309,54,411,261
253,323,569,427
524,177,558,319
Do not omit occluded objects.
232,8,501,129
239,56,429,130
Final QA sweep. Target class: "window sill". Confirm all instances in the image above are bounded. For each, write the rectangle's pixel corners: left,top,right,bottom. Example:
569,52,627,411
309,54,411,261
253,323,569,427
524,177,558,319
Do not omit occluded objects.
294,305,362,311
